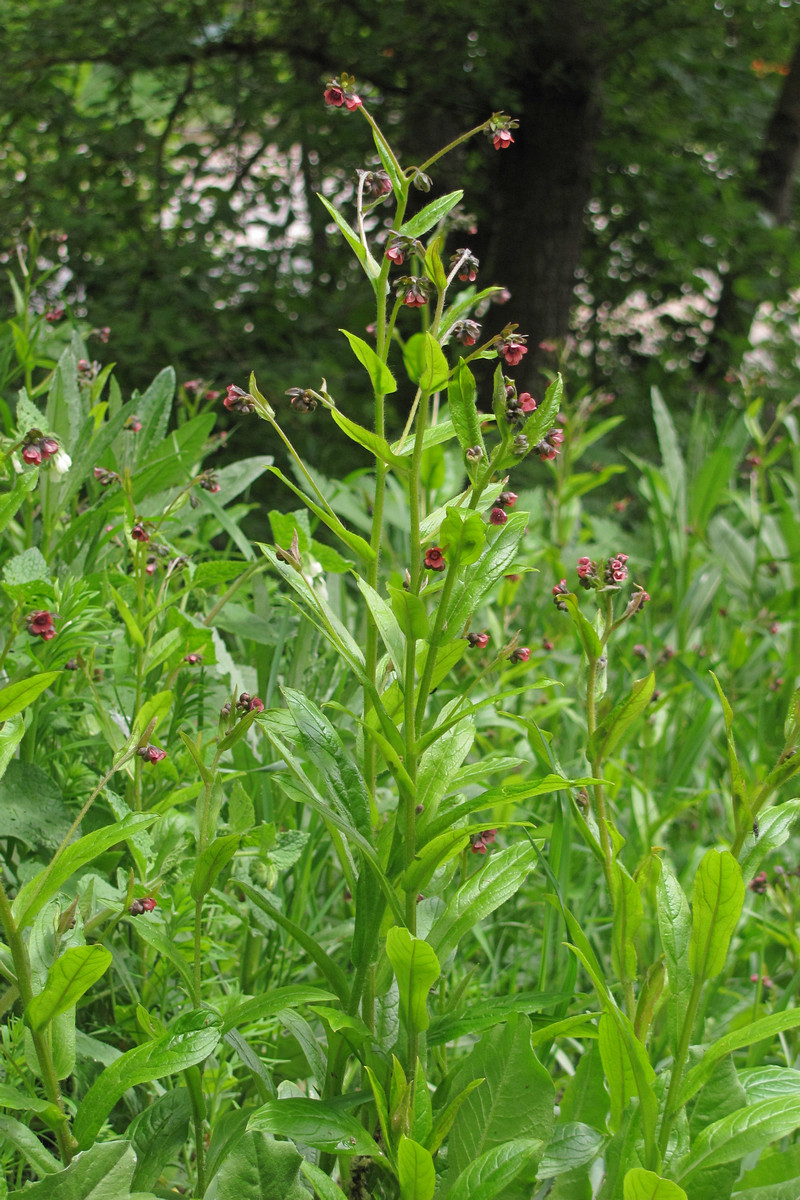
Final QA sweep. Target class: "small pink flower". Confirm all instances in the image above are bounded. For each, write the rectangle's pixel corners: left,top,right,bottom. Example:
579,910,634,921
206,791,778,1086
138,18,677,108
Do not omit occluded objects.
39,436,59,460
536,429,564,461
542,638,554,651
184,652,203,665
26,610,58,640
126,416,143,433
451,319,481,346
604,554,629,584
131,522,150,542
22,443,42,465
498,491,518,508
519,393,536,414
386,243,405,265
44,307,65,323
324,85,345,106
425,546,446,571
509,646,530,664
224,384,255,413
136,744,167,763
497,335,528,366
490,507,508,526
344,93,362,111
467,632,490,649
493,130,514,150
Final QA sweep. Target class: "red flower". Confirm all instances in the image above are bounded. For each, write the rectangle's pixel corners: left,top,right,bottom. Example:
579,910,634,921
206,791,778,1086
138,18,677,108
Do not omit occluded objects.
386,243,405,265
452,319,481,346
395,277,431,308
497,491,518,508
536,428,564,461
324,85,345,106
425,546,446,571
126,416,143,433
131,523,150,542
509,646,530,664
140,897,157,911
224,384,255,413
39,437,59,460
493,130,514,150
604,554,629,584
497,336,528,366
467,632,490,649
519,393,536,414
22,443,42,465
184,652,203,665
129,896,158,915
577,556,596,579
236,693,265,713
489,507,507,526
26,610,58,640
45,307,65,323
136,744,167,763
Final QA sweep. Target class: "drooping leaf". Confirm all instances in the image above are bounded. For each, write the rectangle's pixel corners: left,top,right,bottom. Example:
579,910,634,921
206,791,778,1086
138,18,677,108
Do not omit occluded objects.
26,945,112,1031
0,672,61,723
190,834,240,900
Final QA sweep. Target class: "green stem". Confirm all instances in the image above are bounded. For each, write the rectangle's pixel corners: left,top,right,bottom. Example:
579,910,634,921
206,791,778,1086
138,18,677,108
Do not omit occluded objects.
658,977,704,1155
414,558,460,730
417,121,491,174
184,1064,207,1196
0,879,73,1164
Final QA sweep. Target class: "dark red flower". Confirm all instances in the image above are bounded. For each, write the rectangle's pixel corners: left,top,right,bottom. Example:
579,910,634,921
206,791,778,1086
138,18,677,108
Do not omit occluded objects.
493,130,514,150
140,897,157,911
44,307,65,323
490,507,508,526
362,170,391,197
286,388,317,413
451,319,481,346
497,491,518,508
451,249,479,282
577,556,597,584
749,871,768,894
26,610,58,640
497,335,528,366
324,85,345,106
131,522,150,542
467,632,490,649
536,428,564,461
395,277,430,308
236,693,264,713
129,896,158,915
224,384,255,414
424,546,446,571
136,744,167,763
39,437,59,460
22,443,42,465
509,646,530,663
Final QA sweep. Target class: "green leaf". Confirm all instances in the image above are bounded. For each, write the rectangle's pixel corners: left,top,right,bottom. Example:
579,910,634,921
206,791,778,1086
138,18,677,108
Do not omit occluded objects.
268,467,375,562
110,584,145,647
446,1138,544,1200
623,1169,688,1199
282,687,373,840
222,985,336,1036
386,928,440,1036
657,863,693,1052
440,507,486,566
300,1161,350,1200
403,332,450,392
520,374,563,447
357,578,406,671
330,409,406,469
398,191,464,238
447,360,485,459
445,511,529,636
339,329,398,396
205,1131,308,1200
538,1122,605,1180
677,1098,800,1182
128,1088,192,1193
4,547,49,586
13,812,159,929
676,1008,800,1110
388,584,429,642
316,194,381,282
739,799,800,882
247,1098,383,1157
427,844,537,962
398,1137,435,1200
190,834,239,901
688,849,744,982
562,593,603,660
26,945,112,1031
447,1014,553,1184
0,760,71,851
8,1139,136,1199
0,1113,60,1178
0,671,61,722
0,468,38,536
72,1016,221,1149
588,673,655,760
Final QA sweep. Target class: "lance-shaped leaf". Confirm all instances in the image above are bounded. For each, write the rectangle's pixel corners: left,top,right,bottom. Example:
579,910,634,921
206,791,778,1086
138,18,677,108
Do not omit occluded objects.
398,1136,435,1200
386,928,440,1037
403,332,450,392
588,673,655,760
268,468,375,563
397,190,464,238
447,1137,544,1200
521,373,563,446
388,585,429,642
562,593,603,661
657,863,692,1052
190,834,239,901
0,672,61,722
623,1168,687,1199
7,1138,137,1199
677,1096,800,1182
688,848,744,983
340,329,398,396
247,1098,383,1157
330,409,407,470
447,360,485,460
26,945,112,1031
316,194,381,282
427,843,537,963
301,1160,351,1200
440,508,486,566
676,1007,800,1110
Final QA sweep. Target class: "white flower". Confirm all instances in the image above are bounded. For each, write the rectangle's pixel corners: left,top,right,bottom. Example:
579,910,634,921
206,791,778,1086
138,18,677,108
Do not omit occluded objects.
51,449,72,479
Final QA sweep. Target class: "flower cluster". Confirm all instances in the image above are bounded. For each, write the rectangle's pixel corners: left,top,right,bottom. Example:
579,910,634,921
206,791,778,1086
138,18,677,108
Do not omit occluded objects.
604,553,629,584
577,557,599,587
552,579,570,611
323,74,362,111
21,433,59,466
224,385,255,414
496,334,528,366
395,277,431,308
451,319,481,347
360,169,392,198
26,610,58,640
136,745,167,764
451,250,479,282
237,692,265,714
471,829,497,854
535,428,564,461
286,388,318,413
485,112,519,151
384,234,424,267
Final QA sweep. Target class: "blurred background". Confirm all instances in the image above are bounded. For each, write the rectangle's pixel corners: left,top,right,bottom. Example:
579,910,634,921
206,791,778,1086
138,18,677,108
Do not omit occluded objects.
3,0,799,479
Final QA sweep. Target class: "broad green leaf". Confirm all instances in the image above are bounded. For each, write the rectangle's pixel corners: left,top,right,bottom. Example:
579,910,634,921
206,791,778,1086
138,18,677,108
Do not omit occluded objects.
537,1122,604,1180
205,1130,307,1200
398,1136,435,1200
447,1014,553,1183
0,760,72,851
588,673,655,760
676,1008,800,1109
677,1097,800,1182
0,1084,63,1123
330,408,406,468
26,945,112,1031
316,193,381,281
110,584,145,647
398,191,463,238
447,360,485,459
447,1137,544,1200
282,687,372,839
222,985,336,1035
0,468,38,536
739,1066,800,1104
13,813,159,929
3,547,49,586
739,799,800,882
595,1009,657,1147
357,577,406,672
562,593,603,660
0,1113,60,1178
427,843,537,962
190,833,239,900
128,1088,192,1193
268,467,375,562
403,332,450,392
301,1161,350,1200
247,1098,383,1157
386,928,440,1036
340,329,397,395
8,1139,136,1199
657,863,693,1052
688,849,744,982
520,374,563,447
72,1016,221,1148
440,507,486,565
623,1169,687,1199
0,672,60,722
388,584,429,642
133,365,176,462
